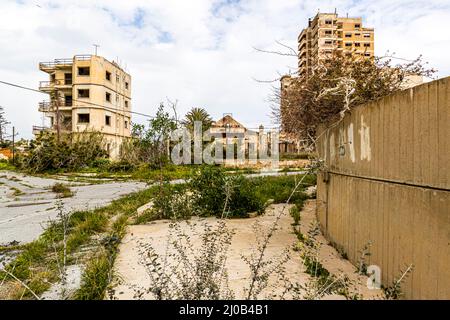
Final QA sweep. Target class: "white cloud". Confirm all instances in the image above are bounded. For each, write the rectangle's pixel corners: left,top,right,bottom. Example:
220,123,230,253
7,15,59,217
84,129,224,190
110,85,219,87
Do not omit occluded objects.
0,0,449,138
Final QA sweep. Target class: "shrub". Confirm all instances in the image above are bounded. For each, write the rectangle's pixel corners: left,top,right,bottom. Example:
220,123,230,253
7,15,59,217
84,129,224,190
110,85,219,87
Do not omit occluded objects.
51,183,73,198
149,183,192,220
188,165,227,216
19,131,108,173
106,160,136,172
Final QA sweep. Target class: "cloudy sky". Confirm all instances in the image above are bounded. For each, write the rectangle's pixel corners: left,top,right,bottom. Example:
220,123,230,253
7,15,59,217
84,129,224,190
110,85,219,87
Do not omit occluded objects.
1,0,449,139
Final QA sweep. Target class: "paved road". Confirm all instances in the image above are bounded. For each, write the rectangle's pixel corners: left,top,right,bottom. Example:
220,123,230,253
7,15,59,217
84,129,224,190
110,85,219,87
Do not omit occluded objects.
0,169,307,245
0,171,147,244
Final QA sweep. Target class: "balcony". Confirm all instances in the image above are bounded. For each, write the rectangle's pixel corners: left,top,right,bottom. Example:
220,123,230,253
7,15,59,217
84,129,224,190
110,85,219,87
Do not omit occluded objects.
39,58,73,73
38,100,73,112
39,80,72,92
32,125,51,135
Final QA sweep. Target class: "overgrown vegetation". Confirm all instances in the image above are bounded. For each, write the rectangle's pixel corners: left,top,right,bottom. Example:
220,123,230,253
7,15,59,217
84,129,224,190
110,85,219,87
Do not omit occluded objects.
18,131,108,173
0,184,162,299
51,183,74,198
136,166,316,223
275,52,436,143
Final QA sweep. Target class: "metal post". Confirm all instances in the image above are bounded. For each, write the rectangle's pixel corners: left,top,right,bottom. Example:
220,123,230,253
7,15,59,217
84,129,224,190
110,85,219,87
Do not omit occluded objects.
12,126,15,164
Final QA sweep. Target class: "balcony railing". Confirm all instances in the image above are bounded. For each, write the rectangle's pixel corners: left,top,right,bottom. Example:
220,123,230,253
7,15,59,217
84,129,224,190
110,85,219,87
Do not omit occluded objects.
32,125,50,135
39,58,73,70
39,80,72,91
38,100,73,112
74,55,92,61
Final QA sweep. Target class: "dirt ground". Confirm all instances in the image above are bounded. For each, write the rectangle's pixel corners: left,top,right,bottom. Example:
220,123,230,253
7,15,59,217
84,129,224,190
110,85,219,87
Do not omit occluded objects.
111,200,383,300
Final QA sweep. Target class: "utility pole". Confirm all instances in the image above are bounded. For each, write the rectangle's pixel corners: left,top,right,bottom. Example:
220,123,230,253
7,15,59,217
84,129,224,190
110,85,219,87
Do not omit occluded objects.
12,126,15,164
54,94,60,143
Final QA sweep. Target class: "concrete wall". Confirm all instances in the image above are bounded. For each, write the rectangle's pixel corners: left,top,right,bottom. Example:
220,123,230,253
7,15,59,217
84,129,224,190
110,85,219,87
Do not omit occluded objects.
316,77,450,299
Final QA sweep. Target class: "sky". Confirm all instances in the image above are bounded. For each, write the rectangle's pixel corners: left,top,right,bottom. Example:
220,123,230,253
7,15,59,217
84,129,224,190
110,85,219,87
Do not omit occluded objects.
1,0,449,139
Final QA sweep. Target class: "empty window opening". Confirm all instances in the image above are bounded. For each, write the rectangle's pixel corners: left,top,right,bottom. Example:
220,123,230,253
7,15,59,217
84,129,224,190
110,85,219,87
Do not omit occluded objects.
355,42,361,47
65,95,72,106
125,100,129,108
78,113,90,123
106,92,111,102
125,82,129,90
355,24,361,28
345,42,352,47
105,115,111,126
345,33,352,38
78,89,89,98
106,71,111,81
364,43,371,47
78,67,90,76
64,73,72,85
125,120,128,129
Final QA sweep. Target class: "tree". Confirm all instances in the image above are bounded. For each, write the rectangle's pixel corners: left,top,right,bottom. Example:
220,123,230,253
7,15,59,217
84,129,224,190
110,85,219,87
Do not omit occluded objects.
182,107,213,132
122,103,177,168
274,52,436,146
0,106,10,146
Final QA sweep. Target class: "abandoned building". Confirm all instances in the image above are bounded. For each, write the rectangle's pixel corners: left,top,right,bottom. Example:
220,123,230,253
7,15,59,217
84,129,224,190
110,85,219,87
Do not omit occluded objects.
34,54,132,159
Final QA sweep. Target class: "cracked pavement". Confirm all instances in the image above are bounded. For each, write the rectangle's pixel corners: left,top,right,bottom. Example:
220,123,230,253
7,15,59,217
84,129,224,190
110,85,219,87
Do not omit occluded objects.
0,171,147,244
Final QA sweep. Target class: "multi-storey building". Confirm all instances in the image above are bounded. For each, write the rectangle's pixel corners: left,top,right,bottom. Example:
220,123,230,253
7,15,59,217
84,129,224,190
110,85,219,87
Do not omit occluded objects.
34,55,132,159
298,12,375,77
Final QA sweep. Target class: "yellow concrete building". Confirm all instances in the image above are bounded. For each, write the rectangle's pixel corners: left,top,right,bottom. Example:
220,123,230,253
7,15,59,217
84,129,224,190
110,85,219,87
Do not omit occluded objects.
298,12,375,77
34,54,132,159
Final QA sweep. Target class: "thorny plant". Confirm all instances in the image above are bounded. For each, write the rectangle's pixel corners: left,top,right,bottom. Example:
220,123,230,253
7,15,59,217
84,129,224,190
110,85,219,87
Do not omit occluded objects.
291,221,362,300
356,241,372,275
132,161,330,300
134,219,234,300
383,264,414,300
33,200,72,299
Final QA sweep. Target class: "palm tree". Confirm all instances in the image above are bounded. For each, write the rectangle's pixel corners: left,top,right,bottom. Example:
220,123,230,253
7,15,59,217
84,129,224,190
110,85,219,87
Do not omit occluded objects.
182,107,213,132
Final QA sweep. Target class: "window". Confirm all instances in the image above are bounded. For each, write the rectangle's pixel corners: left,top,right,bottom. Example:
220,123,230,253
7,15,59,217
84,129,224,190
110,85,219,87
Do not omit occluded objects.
365,53,371,57
324,40,332,45
65,95,72,106
124,120,128,129
106,71,111,81
364,43,371,47
364,33,371,38
116,94,119,102
345,33,352,38
78,113,90,123
355,24,361,28
355,33,361,36
105,115,111,126
116,74,120,82
325,19,332,24
78,89,89,98
64,73,72,85
125,82,129,90
78,67,90,76
325,30,332,35
125,100,129,108
106,92,111,102
355,42,361,47
345,42,352,47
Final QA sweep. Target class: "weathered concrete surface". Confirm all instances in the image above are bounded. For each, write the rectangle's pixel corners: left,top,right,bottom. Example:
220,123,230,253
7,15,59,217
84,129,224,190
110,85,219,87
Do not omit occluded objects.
111,201,382,300
316,77,450,299
0,171,146,244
